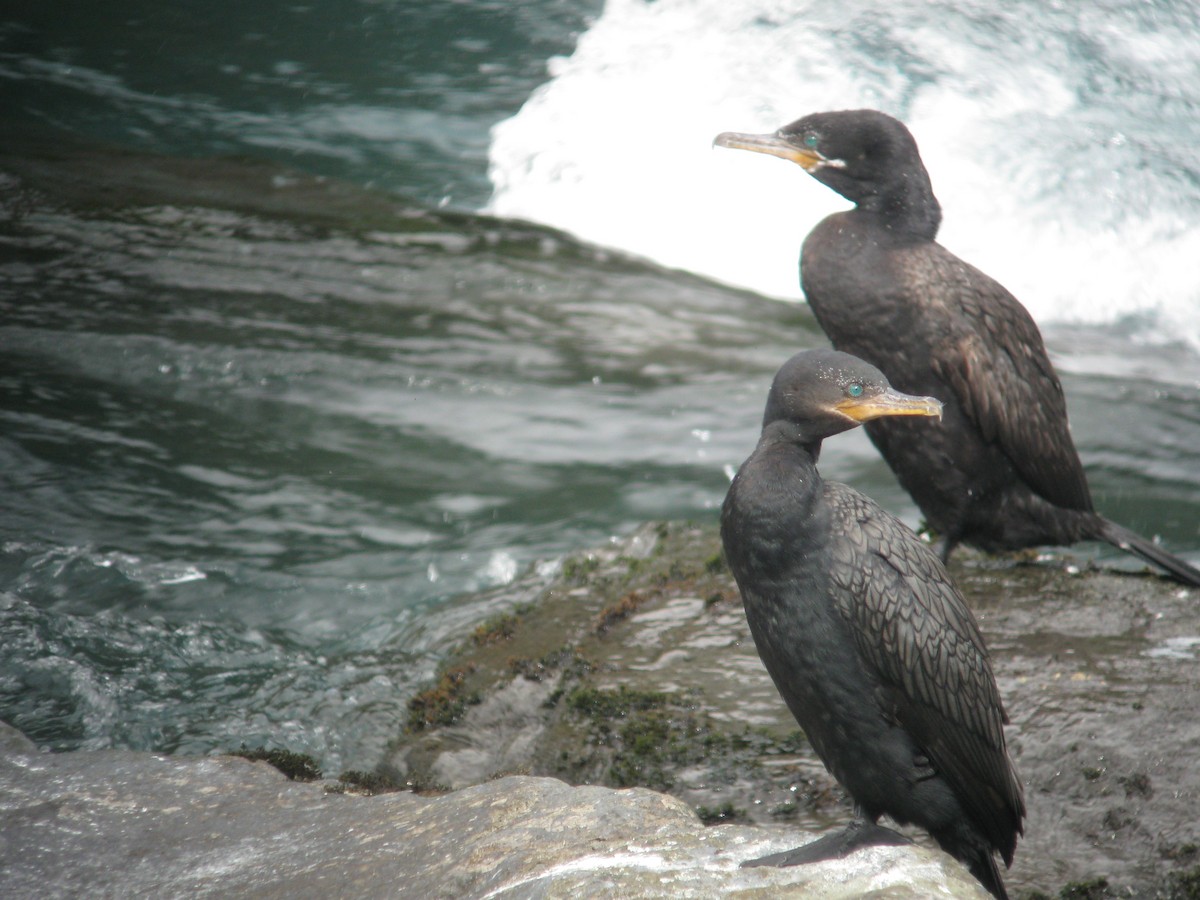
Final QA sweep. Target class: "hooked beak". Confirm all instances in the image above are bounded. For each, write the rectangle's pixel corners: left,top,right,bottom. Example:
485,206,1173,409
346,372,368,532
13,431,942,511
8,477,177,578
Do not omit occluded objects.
713,131,843,173
833,388,943,423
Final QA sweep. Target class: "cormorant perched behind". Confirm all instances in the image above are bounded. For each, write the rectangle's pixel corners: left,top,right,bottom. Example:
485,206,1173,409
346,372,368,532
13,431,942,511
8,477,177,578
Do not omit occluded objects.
715,109,1200,586
721,348,1024,900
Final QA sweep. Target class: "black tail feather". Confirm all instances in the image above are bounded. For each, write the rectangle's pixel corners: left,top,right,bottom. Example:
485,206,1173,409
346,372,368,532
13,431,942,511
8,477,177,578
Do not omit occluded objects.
933,825,1011,900
967,850,1009,900
1098,519,1200,588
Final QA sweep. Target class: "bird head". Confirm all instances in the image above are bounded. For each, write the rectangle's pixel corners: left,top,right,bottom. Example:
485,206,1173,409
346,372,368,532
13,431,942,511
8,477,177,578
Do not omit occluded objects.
715,109,940,232
762,348,943,441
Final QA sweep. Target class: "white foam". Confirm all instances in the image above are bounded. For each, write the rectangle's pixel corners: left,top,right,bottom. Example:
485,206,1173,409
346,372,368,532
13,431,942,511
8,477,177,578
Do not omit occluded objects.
485,550,519,586
487,0,1200,350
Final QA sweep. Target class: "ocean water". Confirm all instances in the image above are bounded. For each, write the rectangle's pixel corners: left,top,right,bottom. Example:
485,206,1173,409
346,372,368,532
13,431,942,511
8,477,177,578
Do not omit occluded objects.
1,0,1197,775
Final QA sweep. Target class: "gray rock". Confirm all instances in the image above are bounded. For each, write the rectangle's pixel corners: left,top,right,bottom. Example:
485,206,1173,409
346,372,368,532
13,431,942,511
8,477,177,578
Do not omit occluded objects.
0,723,986,898
388,521,1200,897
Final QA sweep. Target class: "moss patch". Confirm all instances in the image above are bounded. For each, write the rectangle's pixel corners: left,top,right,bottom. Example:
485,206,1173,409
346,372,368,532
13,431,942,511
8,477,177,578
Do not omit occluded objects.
561,553,602,582
1165,866,1200,900
1057,878,1111,900
594,590,652,634
232,745,322,782
471,612,519,646
331,769,406,796
696,801,745,824
553,685,809,795
565,685,671,718
406,664,478,732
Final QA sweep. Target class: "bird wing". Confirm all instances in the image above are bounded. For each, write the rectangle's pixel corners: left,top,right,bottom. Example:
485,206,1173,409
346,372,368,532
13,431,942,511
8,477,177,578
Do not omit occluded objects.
914,246,1093,512
825,483,1025,858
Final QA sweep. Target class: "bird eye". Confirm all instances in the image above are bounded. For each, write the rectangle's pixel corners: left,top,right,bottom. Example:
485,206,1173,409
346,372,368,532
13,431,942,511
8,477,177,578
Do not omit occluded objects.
803,133,819,148
847,383,864,397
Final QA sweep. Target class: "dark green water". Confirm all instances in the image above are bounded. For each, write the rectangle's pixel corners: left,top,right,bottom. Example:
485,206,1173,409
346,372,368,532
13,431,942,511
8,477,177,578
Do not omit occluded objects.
1,0,601,208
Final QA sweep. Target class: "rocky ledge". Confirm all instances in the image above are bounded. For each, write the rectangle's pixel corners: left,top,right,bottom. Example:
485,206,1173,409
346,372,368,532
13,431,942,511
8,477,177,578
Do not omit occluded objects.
382,521,1200,899
3,521,1199,899
0,719,984,898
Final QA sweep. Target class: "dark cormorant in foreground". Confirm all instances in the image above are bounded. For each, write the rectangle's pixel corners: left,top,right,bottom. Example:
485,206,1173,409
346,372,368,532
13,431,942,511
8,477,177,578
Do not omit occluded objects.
715,110,1200,586
721,348,1025,899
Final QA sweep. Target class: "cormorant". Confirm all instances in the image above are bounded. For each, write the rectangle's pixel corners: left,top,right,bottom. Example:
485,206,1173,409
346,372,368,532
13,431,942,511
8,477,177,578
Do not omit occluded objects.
715,109,1200,586
721,348,1025,900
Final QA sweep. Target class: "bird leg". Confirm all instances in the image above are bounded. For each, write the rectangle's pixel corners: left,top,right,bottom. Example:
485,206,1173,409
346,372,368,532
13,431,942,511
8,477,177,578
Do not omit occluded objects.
740,812,911,868
934,531,962,565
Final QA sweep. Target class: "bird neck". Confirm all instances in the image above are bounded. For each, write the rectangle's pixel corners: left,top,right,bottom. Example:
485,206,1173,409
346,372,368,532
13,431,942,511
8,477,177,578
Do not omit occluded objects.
853,172,942,243
757,419,824,466
722,423,828,579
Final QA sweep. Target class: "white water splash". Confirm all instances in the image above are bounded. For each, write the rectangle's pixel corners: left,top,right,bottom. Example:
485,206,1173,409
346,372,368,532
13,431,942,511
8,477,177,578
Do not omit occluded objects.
486,550,519,586
488,0,1200,350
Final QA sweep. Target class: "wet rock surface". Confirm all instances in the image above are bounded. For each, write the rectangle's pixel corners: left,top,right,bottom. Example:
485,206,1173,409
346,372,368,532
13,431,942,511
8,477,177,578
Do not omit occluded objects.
0,720,985,898
2,521,1198,899
386,522,1200,899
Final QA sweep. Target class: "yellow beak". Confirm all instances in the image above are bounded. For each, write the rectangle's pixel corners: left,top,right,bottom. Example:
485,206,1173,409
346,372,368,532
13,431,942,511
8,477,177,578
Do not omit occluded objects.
834,389,943,423
714,131,827,172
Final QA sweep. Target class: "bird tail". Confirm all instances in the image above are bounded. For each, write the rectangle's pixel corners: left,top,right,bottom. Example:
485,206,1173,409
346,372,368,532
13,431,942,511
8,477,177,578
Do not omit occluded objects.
1098,519,1200,588
933,828,1009,900
969,852,1009,900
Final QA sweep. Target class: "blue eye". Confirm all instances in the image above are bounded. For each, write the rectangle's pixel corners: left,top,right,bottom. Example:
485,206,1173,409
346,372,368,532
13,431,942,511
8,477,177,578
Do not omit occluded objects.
847,383,864,397
803,133,819,148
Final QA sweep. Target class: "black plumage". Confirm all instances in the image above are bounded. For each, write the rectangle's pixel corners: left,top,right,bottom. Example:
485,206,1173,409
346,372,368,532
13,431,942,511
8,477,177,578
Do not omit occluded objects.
715,109,1200,586
721,348,1024,899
